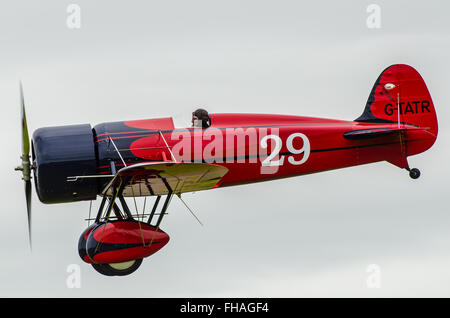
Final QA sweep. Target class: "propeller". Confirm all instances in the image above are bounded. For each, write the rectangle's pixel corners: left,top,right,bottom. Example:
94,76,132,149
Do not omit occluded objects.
14,82,33,250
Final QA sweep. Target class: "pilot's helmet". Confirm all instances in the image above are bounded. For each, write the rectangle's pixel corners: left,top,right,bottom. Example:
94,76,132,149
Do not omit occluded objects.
192,108,210,128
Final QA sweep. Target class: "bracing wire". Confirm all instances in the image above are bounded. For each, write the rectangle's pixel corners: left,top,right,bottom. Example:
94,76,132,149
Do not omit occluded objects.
88,200,93,226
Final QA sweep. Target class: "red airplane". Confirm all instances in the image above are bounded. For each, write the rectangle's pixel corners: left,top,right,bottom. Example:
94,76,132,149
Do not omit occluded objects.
15,64,438,276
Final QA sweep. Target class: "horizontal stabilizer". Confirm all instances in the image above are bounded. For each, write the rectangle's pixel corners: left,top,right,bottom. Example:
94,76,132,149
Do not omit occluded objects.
343,128,412,140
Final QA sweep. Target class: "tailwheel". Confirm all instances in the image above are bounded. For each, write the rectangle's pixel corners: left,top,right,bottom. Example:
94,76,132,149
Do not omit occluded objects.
408,168,421,180
91,259,143,277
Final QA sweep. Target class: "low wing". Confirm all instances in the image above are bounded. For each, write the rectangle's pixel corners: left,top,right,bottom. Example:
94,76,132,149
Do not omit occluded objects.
101,162,229,197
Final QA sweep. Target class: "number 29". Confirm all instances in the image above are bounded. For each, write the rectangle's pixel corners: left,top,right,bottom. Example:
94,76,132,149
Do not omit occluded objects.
260,133,310,167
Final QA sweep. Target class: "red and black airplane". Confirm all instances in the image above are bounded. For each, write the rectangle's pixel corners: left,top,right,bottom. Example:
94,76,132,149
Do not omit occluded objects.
15,64,438,276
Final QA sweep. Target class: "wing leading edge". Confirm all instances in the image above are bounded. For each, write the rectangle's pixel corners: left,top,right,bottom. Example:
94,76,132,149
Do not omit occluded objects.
101,162,229,197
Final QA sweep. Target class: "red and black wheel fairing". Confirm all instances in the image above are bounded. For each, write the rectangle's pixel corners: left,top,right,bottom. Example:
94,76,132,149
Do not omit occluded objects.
86,220,170,264
78,223,102,264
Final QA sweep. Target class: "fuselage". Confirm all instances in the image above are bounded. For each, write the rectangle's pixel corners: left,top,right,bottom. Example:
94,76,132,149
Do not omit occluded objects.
93,113,436,191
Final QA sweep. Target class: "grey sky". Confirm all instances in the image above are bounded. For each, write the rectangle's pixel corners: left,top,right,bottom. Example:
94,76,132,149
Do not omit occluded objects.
1,0,449,297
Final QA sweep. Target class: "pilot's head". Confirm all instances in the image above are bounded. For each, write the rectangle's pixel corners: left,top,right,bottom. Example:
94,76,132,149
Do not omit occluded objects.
192,108,210,128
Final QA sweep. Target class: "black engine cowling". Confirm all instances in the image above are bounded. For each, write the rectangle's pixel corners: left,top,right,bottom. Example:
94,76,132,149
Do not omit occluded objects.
32,124,98,203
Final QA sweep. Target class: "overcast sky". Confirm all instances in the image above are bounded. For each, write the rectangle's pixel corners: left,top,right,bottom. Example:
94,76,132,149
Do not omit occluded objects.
1,0,450,297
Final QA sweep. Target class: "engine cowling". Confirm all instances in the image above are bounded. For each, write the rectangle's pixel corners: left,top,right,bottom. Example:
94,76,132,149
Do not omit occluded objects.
84,220,170,264
32,124,98,203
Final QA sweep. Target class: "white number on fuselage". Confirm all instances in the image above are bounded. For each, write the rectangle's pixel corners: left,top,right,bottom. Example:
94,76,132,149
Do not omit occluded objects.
261,133,310,167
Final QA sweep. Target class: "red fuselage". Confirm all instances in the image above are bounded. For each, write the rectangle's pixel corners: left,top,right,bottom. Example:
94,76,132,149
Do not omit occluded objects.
92,113,436,191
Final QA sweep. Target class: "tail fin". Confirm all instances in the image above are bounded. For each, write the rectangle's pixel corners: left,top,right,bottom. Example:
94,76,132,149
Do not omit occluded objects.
355,64,438,138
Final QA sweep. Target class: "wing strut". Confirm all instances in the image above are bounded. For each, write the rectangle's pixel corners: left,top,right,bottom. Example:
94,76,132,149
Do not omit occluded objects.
177,194,203,226
153,177,173,228
159,131,177,162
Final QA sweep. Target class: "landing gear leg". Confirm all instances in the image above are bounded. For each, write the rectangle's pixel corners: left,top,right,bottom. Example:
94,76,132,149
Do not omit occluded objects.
88,183,145,277
84,177,175,277
147,177,173,227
